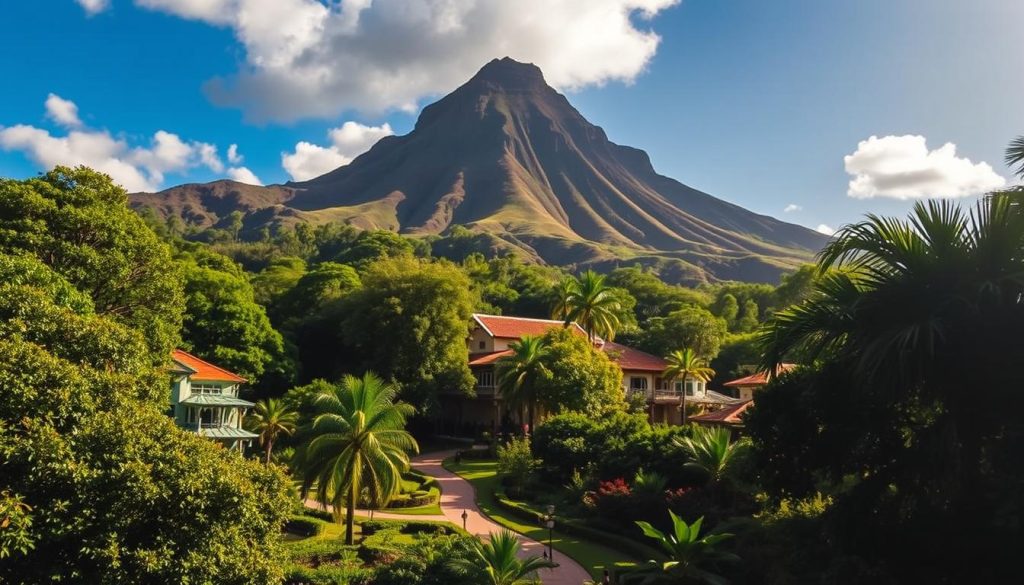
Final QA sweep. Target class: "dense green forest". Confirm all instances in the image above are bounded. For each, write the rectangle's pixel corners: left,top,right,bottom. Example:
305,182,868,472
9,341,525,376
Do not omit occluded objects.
137,204,817,413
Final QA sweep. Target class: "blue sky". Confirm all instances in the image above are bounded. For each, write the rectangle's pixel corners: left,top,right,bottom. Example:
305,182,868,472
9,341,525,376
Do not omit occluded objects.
1,0,1021,233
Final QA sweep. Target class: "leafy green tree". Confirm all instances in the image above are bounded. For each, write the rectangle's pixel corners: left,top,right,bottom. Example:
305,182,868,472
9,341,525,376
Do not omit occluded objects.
714,293,739,329
177,245,293,388
708,333,760,387
496,335,552,432
0,166,183,361
251,256,307,307
274,261,360,327
607,266,711,322
334,229,415,266
664,349,715,420
641,306,728,359
736,299,759,332
448,530,554,585
557,270,629,341
246,398,298,464
297,372,419,545
771,264,817,310
627,512,739,585
676,426,750,485
0,254,291,584
340,257,476,410
497,436,538,491
537,328,624,416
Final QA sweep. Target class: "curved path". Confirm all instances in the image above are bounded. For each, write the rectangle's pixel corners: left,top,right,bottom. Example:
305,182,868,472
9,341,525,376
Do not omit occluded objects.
305,450,592,585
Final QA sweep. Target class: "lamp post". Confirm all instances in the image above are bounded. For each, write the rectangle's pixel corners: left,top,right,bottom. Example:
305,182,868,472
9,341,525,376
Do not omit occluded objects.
544,504,555,564
461,509,468,532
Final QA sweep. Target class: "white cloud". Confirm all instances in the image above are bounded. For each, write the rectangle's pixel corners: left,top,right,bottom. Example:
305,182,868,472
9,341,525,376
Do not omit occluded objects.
227,143,242,164
45,93,82,128
844,135,1006,199
76,0,110,15
131,0,680,122
227,166,262,185
0,95,226,192
816,224,836,236
783,203,802,213
282,121,394,181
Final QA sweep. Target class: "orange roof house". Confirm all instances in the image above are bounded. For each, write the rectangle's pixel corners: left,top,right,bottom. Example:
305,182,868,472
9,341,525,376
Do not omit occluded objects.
168,350,255,450
690,400,754,428
723,363,797,400
171,349,247,383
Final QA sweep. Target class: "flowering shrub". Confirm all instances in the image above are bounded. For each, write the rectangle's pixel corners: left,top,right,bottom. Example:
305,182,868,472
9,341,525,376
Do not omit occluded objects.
584,478,632,517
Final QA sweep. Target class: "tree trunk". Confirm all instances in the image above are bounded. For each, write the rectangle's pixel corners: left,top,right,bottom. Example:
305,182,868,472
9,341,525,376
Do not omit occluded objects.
679,375,688,424
264,439,273,465
528,401,535,435
345,481,357,545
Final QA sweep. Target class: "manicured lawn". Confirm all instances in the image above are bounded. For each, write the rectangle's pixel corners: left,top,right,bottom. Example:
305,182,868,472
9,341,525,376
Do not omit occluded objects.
444,458,642,580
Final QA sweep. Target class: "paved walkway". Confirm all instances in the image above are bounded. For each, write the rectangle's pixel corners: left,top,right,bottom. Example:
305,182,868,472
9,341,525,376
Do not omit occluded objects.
304,450,593,585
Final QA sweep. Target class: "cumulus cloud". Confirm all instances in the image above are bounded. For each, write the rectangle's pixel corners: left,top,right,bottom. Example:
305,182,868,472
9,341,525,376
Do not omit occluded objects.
282,121,394,181
844,135,1006,199
45,93,83,128
783,203,802,213
76,0,110,15
0,95,226,192
227,166,262,185
816,224,836,236
227,143,242,164
131,0,680,122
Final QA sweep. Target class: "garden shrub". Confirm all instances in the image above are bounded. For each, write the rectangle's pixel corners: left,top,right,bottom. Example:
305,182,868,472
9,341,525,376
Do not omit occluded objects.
583,478,633,518
497,436,538,495
285,515,329,537
283,565,372,585
358,529,402,564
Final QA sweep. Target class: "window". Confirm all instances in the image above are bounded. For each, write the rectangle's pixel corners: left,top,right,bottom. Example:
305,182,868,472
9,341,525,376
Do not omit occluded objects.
630,376,648,391
476,370,495,387
685,381,695,396
191,384,224,395
478,341,486,350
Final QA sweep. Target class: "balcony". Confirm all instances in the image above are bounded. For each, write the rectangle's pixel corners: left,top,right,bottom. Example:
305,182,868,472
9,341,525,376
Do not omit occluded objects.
475,385,497,397
627,387,685,403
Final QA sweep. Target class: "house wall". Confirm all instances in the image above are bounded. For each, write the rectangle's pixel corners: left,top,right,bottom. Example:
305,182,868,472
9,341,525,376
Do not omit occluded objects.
468,327,494,353
171,377,240,427
735,386,758,401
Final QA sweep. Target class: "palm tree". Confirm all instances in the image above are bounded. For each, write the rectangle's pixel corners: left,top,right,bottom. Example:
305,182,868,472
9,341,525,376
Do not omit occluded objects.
245,398,298,464
1007,135,1024,179
550,277,575,321
297,372,418,545
663,349,715,423
449,530,554,585
675,425,750,485
625,511,739,585
496,335,551,433
557,270,624,341
758,194,1024,492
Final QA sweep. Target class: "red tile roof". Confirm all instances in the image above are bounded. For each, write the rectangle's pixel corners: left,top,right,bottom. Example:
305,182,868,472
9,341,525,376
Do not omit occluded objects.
689,400,754,425
723,363,797,387
171,349,247,383
468,350,513,366
600,341,668,372
473,314,586,339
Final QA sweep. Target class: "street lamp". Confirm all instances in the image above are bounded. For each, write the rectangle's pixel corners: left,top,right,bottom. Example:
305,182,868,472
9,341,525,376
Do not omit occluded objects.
461,509,468,532
544,504,556,564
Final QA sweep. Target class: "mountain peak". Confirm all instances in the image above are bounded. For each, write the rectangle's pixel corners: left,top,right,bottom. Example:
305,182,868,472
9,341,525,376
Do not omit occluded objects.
469,57,547,90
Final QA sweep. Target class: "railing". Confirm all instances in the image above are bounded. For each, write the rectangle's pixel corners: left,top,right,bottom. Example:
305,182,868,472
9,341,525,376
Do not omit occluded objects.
475,385,497,396
198,421,233,429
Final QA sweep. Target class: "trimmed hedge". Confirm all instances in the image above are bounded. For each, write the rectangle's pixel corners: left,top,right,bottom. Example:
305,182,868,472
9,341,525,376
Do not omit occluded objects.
361,519,453,536
385,491,437,509
492,491,661,562
301,507,335,522
284,515,329,537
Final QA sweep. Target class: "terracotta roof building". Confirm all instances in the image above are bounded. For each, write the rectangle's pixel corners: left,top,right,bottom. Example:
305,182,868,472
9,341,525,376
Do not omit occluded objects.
169,350,257,451
723,363,797,400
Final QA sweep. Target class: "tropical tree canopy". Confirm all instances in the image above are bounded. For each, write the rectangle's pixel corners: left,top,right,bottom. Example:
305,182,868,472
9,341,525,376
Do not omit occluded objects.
750,193,1024,582
496,335,552,432
246,398,299,464
448,530,554,585
1006,134,1024,179
676,425,750,484
297,372,419,544
557,270,629,341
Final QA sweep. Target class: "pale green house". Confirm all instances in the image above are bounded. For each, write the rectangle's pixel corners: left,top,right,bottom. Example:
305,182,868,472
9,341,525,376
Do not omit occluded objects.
170,349,259,451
